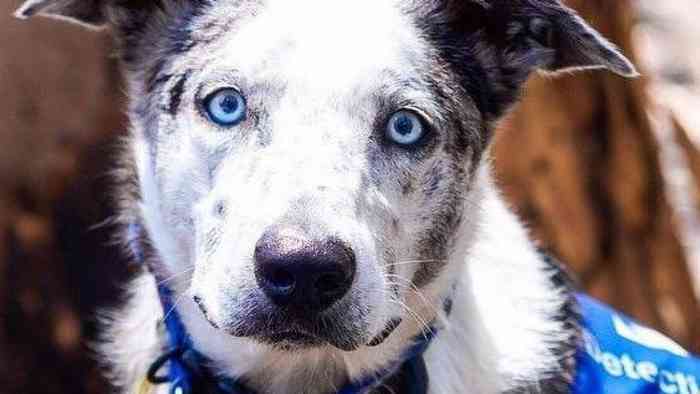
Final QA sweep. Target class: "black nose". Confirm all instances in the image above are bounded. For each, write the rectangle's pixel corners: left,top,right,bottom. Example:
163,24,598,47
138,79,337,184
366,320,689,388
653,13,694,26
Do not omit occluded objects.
254,227,356,313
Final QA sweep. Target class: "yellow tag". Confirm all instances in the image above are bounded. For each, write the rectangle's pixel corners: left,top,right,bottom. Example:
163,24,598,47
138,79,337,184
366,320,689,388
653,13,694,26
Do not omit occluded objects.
135,377,154,394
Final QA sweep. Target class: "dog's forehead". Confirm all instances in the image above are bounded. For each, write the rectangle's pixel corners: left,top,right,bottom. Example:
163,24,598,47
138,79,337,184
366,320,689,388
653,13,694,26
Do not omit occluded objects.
195,0,428,92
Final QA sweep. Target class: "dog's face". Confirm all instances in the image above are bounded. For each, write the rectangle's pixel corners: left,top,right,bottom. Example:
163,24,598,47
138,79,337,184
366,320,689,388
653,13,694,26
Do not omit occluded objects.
18,0,634,351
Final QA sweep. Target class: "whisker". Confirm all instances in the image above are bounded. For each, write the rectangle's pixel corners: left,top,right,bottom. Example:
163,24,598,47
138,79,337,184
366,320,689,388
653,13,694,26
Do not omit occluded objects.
389,298,434,341
385,275,440,317
88,215,118,232
385,274,434,302
390,259,448,267
156,267,196,286
162,291,188,323
382,286,432,331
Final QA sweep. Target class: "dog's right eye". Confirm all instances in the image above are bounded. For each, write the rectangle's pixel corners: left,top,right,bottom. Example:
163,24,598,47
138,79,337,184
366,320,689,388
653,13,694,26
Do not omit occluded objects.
203,88,247,127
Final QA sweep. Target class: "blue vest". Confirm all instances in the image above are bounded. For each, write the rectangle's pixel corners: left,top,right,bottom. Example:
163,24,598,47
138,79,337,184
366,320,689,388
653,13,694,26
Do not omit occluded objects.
574,294,699,394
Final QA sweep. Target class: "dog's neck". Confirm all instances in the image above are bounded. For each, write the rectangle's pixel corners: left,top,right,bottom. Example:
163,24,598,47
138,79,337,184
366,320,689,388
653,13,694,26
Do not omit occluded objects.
105,168,576,394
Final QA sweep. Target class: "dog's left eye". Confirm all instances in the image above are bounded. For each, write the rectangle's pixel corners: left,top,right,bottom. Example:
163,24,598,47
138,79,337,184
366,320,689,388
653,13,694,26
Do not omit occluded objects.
204,88,247,127
386,110,426,146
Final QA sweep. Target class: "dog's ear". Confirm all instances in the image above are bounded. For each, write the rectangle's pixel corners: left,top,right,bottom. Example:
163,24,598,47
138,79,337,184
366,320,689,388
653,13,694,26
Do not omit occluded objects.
14,0,161,31
14,0,108,28
486,1,638,78
427,0,638,119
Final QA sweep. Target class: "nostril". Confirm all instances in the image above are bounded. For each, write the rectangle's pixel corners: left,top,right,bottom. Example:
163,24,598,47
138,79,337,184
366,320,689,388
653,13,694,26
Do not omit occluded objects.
316,273,347,296
267,267,295,293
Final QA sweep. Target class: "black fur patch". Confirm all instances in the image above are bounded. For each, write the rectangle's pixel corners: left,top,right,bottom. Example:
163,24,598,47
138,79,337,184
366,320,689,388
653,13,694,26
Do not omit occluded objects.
167,71,190,115
412,168,468,288
145,59,170,94
116,0,213,84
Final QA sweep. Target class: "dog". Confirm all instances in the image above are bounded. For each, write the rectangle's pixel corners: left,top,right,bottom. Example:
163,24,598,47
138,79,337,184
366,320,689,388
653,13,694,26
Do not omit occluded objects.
15,0,637,393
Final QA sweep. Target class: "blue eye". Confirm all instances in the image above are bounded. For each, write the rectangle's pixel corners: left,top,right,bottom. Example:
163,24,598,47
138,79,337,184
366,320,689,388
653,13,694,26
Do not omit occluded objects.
204,88,247,127
386,110,426,146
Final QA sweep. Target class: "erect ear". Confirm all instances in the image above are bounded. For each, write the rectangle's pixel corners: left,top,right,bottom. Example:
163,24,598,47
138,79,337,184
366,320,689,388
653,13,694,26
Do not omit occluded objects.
14,0,108,28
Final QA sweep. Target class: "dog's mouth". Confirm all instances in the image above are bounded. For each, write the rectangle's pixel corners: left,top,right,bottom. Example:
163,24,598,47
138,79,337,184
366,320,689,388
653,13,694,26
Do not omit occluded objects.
368,318,402,347
194,295,403,351
256,318,403,351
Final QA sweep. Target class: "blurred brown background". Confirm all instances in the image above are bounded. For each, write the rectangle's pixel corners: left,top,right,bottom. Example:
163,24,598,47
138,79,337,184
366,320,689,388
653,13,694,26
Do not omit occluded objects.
0,0,698,393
